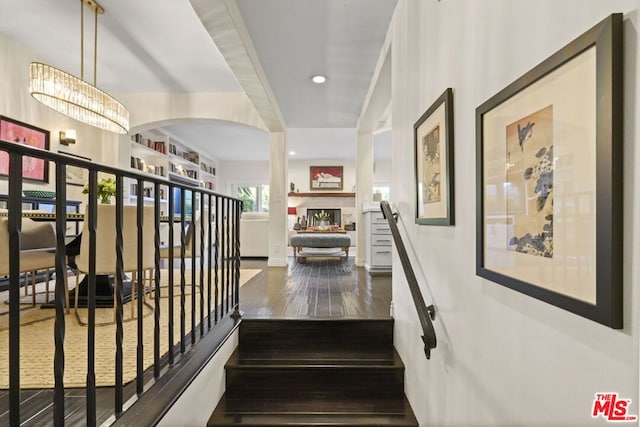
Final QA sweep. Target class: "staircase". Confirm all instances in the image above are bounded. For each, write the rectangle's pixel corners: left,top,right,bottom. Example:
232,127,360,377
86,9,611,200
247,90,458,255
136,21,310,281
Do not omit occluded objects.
208,318,418,426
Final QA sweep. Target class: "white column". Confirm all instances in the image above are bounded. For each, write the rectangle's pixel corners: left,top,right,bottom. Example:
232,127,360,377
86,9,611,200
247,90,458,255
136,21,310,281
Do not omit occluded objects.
268,131,288,267
355,131,374,267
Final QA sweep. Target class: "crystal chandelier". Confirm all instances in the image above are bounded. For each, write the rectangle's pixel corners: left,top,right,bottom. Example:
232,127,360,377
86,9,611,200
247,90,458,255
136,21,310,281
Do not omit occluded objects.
29,0,129,134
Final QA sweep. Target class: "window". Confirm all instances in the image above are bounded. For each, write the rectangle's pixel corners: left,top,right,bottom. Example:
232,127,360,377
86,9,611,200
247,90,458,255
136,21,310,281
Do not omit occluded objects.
236,184,269,212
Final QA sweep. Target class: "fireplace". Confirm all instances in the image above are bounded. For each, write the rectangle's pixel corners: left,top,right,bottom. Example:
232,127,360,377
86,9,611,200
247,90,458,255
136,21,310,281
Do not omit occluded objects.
307,208,341,226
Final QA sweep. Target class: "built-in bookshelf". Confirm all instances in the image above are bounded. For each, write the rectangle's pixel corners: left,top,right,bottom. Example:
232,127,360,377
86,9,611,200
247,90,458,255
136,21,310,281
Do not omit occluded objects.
167,137,201,184
125,129,218,212
200,159,216,190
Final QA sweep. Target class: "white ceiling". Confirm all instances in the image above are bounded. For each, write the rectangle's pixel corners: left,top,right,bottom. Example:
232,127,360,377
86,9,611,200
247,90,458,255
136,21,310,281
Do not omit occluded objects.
0,0,395,161
235,0,397,128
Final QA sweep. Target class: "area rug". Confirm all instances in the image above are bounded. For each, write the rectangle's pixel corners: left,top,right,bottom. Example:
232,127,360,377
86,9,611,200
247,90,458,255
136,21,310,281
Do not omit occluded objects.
0,268,261,389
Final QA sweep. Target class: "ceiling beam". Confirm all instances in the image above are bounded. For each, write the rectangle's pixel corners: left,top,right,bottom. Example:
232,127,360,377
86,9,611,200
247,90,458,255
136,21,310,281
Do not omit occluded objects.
357,15,393,133
189,0,286,132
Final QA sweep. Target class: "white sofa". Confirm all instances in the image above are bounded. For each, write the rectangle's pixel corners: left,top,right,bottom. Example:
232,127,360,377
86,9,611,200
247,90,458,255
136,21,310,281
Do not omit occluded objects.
240,211,269,258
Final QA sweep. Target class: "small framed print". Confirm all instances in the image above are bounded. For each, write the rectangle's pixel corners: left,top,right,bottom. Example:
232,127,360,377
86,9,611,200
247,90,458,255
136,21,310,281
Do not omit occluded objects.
414,88,454,225
475,14,623,328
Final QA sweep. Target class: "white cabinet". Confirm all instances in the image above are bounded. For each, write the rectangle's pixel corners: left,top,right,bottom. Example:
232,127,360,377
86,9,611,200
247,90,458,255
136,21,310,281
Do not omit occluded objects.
364,209,392,274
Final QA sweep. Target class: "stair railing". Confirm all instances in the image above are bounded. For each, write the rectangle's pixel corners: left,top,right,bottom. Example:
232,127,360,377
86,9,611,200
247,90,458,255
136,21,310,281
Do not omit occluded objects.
380,201,436,359
0,138,242,426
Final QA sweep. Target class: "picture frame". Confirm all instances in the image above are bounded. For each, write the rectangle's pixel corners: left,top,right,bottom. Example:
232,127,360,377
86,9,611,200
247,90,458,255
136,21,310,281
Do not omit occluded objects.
58,150,91,186
414,88,455,225
475,14,623,328
0,116,50,183
309,165,343,190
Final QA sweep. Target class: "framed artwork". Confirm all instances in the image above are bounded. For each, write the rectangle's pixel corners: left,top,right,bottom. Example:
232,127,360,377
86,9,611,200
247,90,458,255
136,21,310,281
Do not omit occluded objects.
475,14,623,328
0,116,50,183
414,88,454,225
58,150,91,186
310,165,343,190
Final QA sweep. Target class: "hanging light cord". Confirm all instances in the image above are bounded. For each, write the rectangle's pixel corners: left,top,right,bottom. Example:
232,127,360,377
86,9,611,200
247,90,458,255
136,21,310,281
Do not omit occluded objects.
79,0,99,85
80,0,84,81
93,3,98,85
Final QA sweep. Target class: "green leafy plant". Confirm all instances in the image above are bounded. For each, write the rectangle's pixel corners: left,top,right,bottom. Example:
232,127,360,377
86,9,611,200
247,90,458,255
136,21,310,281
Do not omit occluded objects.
82,177,116,204
314,210,331,222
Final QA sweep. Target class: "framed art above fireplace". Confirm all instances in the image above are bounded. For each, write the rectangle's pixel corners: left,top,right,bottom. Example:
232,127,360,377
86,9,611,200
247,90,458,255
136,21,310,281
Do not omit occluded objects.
309,166,343,190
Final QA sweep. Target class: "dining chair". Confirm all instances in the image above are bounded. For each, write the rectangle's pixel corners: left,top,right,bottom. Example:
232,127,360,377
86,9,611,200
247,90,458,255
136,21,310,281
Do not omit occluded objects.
0,214,59,309
157,209,213,298
74,204,155,323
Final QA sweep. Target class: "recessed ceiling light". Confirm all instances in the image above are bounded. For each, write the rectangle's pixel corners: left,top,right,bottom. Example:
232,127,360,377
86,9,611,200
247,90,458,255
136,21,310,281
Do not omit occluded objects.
289,151,296,156
311,75,326,84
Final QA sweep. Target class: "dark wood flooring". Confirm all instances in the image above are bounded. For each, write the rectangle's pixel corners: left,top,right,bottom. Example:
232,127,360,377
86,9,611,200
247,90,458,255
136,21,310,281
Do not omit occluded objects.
240,257,392,319
1,257,391,426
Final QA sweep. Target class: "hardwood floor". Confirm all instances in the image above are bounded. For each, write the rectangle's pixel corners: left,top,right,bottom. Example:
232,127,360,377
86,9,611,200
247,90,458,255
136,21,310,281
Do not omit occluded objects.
240,257,392,319
1,256,391,426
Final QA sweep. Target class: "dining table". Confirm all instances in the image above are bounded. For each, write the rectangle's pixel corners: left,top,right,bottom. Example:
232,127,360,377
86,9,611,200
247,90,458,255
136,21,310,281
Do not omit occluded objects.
0,210,190,223
0,210,192,308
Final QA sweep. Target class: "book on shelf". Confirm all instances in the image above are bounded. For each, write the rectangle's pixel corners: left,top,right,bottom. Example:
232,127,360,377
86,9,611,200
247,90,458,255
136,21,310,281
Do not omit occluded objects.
153,140,166,154
131,156,145,170
130,133,167,154
200,163,216,175
187,151,199,164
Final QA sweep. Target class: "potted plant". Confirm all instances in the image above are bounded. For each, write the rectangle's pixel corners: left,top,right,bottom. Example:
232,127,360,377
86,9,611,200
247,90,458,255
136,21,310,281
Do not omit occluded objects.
82,177,116,204
314,210,332,230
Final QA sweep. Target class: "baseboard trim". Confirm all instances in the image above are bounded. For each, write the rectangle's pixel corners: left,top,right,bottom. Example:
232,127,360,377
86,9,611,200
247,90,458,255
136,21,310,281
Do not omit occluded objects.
267,257,288,267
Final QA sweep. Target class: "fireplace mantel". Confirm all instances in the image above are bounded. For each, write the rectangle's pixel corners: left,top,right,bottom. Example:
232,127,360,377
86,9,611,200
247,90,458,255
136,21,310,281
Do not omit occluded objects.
288,192,355,198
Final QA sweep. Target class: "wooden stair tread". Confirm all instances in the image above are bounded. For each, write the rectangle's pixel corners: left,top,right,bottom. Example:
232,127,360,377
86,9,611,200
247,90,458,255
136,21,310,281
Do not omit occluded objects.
216,394,413,414
229,348,401,367
208,394,418,426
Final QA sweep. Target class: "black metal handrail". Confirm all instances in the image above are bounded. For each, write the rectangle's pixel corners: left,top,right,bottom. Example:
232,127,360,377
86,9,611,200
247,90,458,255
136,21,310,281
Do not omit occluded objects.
0,139,242,426
380,201,436,359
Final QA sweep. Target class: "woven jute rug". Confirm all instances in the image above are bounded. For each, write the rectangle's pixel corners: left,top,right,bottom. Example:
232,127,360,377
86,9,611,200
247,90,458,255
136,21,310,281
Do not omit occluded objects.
0,268,261,389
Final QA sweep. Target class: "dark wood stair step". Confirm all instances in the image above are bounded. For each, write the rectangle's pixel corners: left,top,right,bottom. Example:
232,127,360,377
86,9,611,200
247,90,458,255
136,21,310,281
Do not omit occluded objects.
208,394,419,426
239,318,394,355
208,319,418,426
225,349,405,399
230,347,399,366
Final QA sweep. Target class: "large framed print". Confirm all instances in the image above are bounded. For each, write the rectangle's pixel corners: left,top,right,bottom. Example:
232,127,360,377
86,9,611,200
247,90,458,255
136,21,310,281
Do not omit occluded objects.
475,14,623,328
0,116,50,183
414,88,454,225
309,166,343,190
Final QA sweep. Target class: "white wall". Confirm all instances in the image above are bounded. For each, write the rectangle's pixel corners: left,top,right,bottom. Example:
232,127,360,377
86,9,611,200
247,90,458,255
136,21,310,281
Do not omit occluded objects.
0,33,118,202
374,159,391,186
157,330,238,426
219,159,269,196
390,1,639,426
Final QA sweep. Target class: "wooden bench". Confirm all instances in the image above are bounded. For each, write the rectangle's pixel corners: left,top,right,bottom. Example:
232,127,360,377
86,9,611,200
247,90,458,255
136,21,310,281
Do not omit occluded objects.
290,233,351,261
